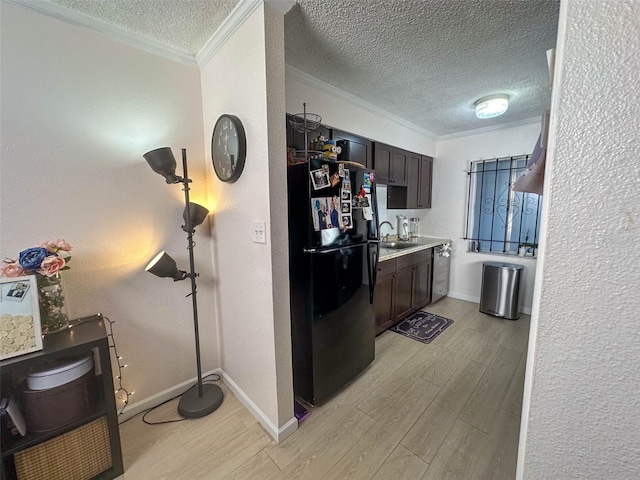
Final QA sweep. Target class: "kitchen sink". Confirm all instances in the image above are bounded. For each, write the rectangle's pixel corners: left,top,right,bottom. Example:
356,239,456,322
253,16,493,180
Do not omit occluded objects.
380,241,418,250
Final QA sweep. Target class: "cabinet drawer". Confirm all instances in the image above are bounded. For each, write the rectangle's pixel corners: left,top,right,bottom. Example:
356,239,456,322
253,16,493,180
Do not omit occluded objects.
377,258,396,277
396,248,432,270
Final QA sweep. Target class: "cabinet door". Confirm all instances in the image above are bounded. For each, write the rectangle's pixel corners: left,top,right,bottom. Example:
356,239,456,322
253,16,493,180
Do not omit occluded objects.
407,152,421,208
375,274,395,335
418,155,433,208
332,129,372,169
394,266,414,321
412,257,433,309
391,148,408,185
373,142,393,184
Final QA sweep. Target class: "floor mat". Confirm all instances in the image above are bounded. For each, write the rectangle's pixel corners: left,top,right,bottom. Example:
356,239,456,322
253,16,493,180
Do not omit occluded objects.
390,311,454,344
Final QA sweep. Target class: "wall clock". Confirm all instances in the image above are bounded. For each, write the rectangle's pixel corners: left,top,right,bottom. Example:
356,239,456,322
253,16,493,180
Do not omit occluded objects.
211,114,246,183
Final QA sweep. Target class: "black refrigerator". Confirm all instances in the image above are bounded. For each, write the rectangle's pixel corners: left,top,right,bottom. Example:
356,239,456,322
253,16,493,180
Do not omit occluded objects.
287,157,379,406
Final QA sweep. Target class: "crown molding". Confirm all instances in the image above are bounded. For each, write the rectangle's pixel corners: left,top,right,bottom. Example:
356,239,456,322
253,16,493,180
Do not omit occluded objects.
437,116,541,141
196,0,263,67
285,65,438,141
196,1,295,67
264,0,297,14
4,0,198,67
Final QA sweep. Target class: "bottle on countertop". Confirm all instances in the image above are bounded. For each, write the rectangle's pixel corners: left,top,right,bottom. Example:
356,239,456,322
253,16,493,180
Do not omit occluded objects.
409,218,420,238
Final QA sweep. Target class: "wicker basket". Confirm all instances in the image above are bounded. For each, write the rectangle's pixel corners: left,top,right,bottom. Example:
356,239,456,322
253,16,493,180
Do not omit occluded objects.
14,416,112,480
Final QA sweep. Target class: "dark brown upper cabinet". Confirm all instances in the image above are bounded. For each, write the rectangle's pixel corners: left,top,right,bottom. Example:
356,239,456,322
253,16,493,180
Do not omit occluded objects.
373,142,392,183
331,129,372,169
391,148,409,186
419,155,433,208
407,154,433,209
374,143,409,186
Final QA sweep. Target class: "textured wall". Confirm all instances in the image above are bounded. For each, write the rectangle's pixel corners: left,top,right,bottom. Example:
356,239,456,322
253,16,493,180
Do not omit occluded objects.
0,3,218,406
200,4,292,430
264,1,295,427
434,123,541,311
520,0,640,477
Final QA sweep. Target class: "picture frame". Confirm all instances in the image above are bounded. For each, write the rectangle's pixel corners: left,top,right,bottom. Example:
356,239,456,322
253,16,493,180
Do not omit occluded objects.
0,275,43,361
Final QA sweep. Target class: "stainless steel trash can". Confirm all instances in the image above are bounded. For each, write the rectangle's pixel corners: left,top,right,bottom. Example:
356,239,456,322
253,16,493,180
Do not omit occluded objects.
479,262,524,320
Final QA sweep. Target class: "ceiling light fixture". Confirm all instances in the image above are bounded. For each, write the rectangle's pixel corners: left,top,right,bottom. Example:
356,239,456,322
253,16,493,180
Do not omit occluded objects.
475,94,509,119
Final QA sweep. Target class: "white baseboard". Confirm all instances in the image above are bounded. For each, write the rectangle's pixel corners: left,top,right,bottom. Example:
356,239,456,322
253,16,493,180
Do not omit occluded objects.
220,370,298,443
117,368,222,423
447,291,480,304
446,292,532,315
118,368,298,443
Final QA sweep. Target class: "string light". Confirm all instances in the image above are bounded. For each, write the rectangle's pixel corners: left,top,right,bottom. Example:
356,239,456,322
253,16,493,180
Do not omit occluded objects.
103,314,132,416
68,314,132,416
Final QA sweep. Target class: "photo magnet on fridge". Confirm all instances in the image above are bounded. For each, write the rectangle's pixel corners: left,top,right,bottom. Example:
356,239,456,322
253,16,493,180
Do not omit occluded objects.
362,194,373,220
338,164,345,178
328,196,340,228
311,197,331,231
330,172,341,187
341,214,353,229
310,168,330,190
363,172,372,193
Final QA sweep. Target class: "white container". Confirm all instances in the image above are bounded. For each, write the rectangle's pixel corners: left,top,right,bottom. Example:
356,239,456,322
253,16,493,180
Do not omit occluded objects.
27,353,94,391
396,214,409,240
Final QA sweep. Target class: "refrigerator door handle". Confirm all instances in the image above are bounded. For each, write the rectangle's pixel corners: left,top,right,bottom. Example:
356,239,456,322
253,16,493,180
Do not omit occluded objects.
367,243,379,304
303,241,368,254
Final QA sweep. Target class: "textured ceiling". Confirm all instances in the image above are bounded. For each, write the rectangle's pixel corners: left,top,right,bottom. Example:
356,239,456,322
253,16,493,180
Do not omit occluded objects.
48,0,240,54
41,0,559,137
285,0,560,136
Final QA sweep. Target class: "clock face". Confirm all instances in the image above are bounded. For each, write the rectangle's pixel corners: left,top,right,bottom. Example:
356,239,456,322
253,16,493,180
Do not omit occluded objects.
211,114,246,183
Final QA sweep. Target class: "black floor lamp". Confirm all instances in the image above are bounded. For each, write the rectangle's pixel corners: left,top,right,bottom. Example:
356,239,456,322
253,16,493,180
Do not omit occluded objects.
143,147,223,418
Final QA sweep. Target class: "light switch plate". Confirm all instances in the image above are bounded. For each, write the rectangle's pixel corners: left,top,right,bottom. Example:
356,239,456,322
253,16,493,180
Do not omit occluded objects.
253,221,266,244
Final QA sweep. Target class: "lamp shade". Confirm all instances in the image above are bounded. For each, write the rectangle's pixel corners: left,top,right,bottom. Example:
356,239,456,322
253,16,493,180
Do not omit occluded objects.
183,202,209,231
475,94,509,119
145,251,186,280
143,147,181,184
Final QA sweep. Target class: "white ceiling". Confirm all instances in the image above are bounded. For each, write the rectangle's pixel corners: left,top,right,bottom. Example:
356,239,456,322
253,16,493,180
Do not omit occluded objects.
41,0,560,138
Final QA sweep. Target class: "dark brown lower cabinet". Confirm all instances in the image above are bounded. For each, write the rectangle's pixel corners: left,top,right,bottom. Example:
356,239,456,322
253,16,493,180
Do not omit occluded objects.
394,266,414,322
375,248,433,335
412,258,433,309
375,258,396,334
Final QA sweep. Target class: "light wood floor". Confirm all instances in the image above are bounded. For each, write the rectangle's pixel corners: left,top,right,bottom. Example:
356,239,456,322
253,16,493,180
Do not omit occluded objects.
119,297,529,480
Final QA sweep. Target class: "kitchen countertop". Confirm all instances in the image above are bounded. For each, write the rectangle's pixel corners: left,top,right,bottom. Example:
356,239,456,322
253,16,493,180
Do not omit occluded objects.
379,236,451,261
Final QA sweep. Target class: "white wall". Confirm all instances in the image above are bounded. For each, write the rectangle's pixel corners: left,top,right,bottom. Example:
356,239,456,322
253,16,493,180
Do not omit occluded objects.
519,0,640,478
0,3,218,408
285,72,437,156
433,123,541,312
200,2,294,437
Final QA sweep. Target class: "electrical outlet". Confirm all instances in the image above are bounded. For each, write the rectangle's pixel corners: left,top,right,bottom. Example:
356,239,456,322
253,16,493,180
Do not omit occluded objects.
253,221,266,244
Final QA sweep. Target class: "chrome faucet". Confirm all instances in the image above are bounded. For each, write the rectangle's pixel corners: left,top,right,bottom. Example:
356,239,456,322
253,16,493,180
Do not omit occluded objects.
378,221,394,242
